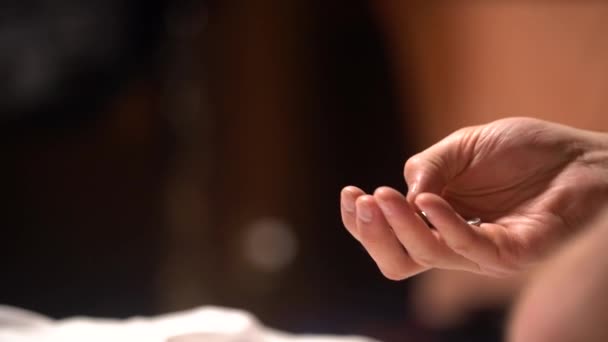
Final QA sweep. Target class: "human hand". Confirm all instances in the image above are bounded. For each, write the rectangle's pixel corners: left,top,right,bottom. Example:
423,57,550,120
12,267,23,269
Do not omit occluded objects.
340,117,608,279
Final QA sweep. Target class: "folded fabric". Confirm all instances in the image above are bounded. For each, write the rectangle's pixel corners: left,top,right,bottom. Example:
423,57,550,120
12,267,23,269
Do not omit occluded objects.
0,305,378,342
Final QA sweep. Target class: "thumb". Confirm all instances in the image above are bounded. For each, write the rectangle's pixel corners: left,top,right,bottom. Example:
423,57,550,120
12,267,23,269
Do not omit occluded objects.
404,130,474,203
404,155,448,203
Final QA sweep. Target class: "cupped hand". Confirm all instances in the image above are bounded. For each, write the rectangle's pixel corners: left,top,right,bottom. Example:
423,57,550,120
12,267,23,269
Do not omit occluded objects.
341,117,608,279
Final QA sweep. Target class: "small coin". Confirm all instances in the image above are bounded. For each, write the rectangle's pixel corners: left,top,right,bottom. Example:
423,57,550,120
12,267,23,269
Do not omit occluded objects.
466,217,482,226
418,211,482,228
418,211,434,228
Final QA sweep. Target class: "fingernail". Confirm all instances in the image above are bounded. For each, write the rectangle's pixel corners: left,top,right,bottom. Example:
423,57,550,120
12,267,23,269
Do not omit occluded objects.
341,191,355,213
357,202,373,223
406,183,418,203
410,183,417,195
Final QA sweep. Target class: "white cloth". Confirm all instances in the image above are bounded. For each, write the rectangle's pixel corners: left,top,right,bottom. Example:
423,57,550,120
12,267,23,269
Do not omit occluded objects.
0,306,378,342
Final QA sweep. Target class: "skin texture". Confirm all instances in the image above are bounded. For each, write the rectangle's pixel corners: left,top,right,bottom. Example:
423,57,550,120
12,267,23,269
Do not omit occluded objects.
340,117,608,280
508,208,608,342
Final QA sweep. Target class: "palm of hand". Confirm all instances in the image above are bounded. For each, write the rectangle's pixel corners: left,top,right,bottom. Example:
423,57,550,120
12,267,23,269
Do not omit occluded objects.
429,119,608,267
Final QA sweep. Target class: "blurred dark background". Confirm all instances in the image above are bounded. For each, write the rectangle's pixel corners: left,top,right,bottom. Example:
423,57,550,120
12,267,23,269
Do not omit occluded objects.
4,1,608,341
1,1,416,340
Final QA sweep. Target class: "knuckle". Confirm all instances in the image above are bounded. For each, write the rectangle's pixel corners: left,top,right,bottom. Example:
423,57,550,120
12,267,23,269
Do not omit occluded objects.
450,241,473,255
447,233,478,255
372,186,391,198
357,226,375,242
411,253,437,267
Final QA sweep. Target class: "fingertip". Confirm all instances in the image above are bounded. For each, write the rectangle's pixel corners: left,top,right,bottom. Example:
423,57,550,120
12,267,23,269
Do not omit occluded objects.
404,156,448,200
374,187,410,218
355,193,374,204
403,155,423,182
406,180,437,206
414,192,443,209
373,186,398,199
342,185,365,197
403,155,428,196
356,194,380,211
381,269,409,282
341,186,365,213
405,189,417,204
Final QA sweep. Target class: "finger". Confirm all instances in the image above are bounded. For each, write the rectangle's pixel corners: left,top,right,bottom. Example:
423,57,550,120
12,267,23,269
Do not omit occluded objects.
404,129,477,202
374,186,466,269
404,154,447,203
414,192,500,271
355,195,428,280
340,186,365,240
